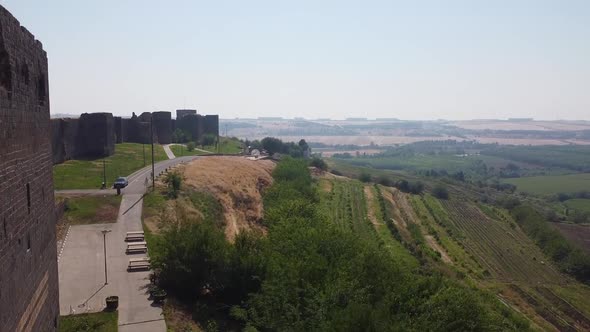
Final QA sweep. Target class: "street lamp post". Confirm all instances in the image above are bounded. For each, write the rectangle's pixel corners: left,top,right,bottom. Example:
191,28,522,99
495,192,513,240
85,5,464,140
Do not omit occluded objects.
102,159,106,189
101,229,112,285
150,117,155,192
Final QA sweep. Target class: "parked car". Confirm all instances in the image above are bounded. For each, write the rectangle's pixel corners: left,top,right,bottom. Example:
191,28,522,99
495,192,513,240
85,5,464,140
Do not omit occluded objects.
113,177,128,189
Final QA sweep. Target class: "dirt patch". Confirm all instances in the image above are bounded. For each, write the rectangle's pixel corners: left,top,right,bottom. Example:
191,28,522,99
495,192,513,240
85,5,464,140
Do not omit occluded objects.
425,235,452,263
363,186,382,226
182,157,275,241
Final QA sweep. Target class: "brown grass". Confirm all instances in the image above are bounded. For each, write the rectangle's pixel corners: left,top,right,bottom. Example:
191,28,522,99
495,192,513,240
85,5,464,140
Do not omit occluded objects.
182,157,275,241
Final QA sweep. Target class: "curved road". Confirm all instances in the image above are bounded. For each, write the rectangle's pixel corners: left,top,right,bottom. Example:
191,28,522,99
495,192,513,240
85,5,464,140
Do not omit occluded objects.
58,156,197,332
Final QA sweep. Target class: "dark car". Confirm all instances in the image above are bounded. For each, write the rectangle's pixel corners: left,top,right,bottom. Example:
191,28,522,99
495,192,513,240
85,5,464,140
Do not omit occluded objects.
113,177,129,189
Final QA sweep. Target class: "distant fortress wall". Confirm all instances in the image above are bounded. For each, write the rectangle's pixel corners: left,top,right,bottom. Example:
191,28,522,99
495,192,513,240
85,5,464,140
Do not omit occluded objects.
51,110,219,164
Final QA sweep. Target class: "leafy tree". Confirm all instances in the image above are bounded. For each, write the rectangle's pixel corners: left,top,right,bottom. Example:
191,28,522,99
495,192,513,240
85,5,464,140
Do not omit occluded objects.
200,134,217,146
186,141,195,152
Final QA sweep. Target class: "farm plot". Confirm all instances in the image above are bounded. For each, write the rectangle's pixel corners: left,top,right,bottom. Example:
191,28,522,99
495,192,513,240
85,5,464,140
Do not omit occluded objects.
503,173,590,195
551,223,590,255
321,179,375,239
440,200,562,283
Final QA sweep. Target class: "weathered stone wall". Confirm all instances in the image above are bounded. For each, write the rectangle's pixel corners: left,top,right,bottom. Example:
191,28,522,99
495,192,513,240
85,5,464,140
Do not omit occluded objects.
204,115,219,137
51,110,217,163
176,109,196,119
124,113,150,144
0,5,59,331
176,114,200,141
76,112,115,158
152,111,172,144
50,118,79,164
114,116,126,143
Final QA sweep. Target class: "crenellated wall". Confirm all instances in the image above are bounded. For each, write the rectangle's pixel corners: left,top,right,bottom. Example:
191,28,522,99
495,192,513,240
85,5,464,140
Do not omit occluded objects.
0,5,59,331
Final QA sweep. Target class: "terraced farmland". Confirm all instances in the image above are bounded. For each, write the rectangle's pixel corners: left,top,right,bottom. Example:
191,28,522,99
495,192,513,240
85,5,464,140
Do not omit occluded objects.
321,179,374,238
439,199,562,283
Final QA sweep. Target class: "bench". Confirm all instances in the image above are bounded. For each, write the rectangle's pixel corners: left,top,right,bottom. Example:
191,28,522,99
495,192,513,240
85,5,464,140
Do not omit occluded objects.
127,241,147,246
126,231,144,235
125,233,145,242
128,257,150,270
126,244,148,254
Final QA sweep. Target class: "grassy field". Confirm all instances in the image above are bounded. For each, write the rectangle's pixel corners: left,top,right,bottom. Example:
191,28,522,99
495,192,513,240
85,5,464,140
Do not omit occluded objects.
565,198,590,214
58,195,122,225
53,143,168,190
169,144,211,156
59,311,117,332
169,137,243,156
503,173,590,195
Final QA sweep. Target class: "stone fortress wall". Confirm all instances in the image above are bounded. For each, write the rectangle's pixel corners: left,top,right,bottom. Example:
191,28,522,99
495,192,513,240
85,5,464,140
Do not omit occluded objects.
0,5,60,331
51,109,219,164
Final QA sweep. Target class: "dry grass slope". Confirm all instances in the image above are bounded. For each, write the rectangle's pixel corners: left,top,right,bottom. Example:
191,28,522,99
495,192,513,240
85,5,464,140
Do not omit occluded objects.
182,156,275,240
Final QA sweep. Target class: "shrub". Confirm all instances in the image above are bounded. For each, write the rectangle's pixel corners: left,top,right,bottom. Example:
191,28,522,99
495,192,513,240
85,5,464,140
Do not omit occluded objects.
432,185,449,199
186,142,195,152
309,157,328,171
164,172,182,198
359,172,372,183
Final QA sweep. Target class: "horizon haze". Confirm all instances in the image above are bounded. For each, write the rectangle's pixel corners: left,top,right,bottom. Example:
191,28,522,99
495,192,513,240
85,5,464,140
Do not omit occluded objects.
3,0,590,120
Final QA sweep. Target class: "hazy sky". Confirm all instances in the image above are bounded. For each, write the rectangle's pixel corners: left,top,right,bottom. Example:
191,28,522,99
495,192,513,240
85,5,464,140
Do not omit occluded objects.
3,0,590,120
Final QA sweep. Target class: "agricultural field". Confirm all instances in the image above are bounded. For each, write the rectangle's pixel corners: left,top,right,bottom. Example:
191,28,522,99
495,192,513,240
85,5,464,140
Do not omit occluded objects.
564,199,590,214
53,143,168,190
551,223,590,255
504,173,590,195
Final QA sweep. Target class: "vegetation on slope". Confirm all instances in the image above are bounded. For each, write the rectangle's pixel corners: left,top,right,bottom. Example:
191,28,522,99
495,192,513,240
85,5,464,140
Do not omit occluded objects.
149,157,530,331
510,205,590,283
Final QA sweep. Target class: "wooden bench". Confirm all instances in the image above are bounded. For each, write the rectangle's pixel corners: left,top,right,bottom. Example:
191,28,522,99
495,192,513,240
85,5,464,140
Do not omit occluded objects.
128,257,150,270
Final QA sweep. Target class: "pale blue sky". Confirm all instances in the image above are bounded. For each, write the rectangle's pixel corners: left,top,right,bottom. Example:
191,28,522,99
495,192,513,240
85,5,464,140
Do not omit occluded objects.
2,0,590,120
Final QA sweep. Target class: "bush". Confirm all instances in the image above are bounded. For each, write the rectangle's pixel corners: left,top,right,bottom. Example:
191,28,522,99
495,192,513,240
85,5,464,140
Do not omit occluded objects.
432,185,449,199
164,172,182,198
186,142,195,152
359,172,372,183
309,157,327,171
377,175,393,186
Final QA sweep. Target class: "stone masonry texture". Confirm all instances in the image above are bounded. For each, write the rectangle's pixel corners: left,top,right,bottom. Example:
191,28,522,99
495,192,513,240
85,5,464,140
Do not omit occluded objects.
0,5,60,331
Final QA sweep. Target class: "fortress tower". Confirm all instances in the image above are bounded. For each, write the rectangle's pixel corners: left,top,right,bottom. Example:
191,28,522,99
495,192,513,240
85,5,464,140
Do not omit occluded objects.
0,5,60,331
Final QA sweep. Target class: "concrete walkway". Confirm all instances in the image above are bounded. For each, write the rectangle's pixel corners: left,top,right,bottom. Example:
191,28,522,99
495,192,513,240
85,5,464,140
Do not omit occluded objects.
58,157,197,331
162,144,175,159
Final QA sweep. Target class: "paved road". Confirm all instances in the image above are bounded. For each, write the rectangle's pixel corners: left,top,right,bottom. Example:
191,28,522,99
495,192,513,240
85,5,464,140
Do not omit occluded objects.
58,157,197,331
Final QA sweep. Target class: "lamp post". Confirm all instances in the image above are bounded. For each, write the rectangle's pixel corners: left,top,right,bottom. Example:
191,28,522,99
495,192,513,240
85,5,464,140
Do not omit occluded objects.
143,144,146,167
101,229,112,285
150,117,155,192
102,159,106,189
